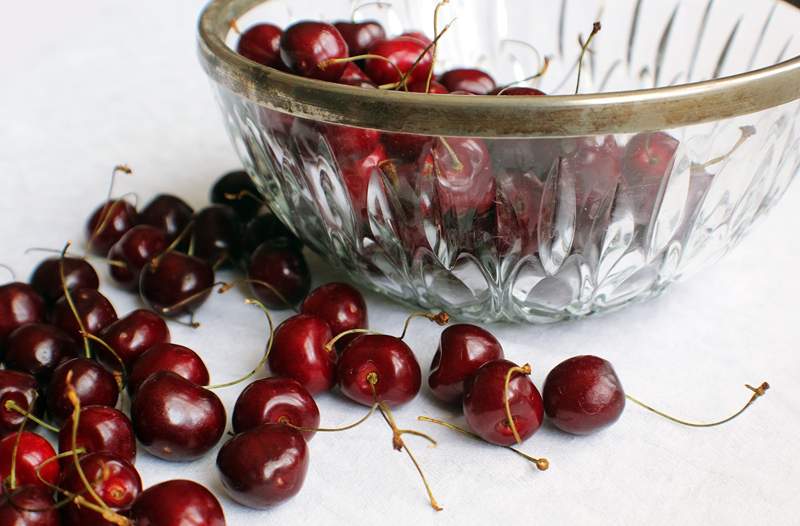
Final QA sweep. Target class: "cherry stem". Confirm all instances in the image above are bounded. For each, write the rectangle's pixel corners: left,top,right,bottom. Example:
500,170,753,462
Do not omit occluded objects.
323,328,375,352
351,1,391,21
218,279,296,312
229,18,241,35
59,242,91,357
208,298,275,389
575,21,601,95
436,138,464,173
701,125,757,169
394,18,456,92
626,381,769,428
503,363,532,445
82,333,128,391
224,190,267,207
87,165,133,254
159,220,195,260
496,56,552,94
8,417,27,490
0,263,16,281
320,54,405,88
280,403,379,433
3,400,58,433
417,416,549,471
398,311,449,340
25,247,127,269
424,0,450,93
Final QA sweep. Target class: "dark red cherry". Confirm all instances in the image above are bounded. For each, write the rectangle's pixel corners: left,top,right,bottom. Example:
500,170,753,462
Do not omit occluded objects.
269,314,336,395
60,452,142,526
130,479,225,526
58,406,136,463
0,283,44,347
563,136,622,230
381,131,432,160
4,323,78,381
365,37,432,86
140,251,214,315
340,143,388,219
337,334,421,407
337,62,376,88
407,79,449,93
493,86,546,96
247,242,310,309
217,424,308,509
46,357,119,426
0,431,58,488
0,485,58,526
97,309,170,372
131,372,225,461
86,199,139,255
400,31,432,46
237,23,283,68
232,377,320,439
334,20,385,56
51,288,118,342
543,355,625,435
495,169,545,255
300,282,367,352
127,343,209,396
139,194,194,245
29,257,99,305
280,21,349,81
191,205,243,268
439,68,496,95
0,371,42,437
210,170,262,221
108,225,168,289
242,212,302,255
428,324,504,405
323,123,380,161
463,359,544,446
621,132,679,223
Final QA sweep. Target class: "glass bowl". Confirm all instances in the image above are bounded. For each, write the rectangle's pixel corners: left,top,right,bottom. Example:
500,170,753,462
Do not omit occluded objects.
198,0,800,322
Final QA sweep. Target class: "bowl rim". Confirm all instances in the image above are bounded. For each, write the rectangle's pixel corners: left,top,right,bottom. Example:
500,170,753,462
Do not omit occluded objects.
198,0,800,138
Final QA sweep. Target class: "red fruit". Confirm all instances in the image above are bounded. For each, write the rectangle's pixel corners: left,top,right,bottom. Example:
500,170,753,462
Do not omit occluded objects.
191,205,243,268
0,485,58,525
381,131,432,160
0,370,42,437
242,212,302,255
407,79,449,93
493,86,545,96
0,283,44,347
210,170,262,221
439,68,496,94
139,194,194,245
4,323,79,381
127,343,209,396
232,377,320,440
46,357,119,426
0,431,58,488
58,406,136,463
237,23,283,68
98,309,170,372
621,131,680,223
280,21,349,81
50,288,118,343
337,62,377,88
364,37,432,86
247,242,310,309
323,123,380,161
495,169,545,255
140,251,214,314
86,199,139,255
130,480,225,526
300,282,368,351
340,143,387,218
334,20,385,55
108,225,168,289
29,257,99,304
400,31,432,46
269,314,336,395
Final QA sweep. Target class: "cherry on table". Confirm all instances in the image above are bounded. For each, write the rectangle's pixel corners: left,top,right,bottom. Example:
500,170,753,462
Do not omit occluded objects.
140,251,214,316
242,212,302,255
280,21,349,81
0,370,42,437
139,193,194,245
29,256,99,305
86,199,139,255
232,377,320,439
50,288,118,342
98,309,170,372
248,242,310,309
127,342,209,396
334,20,385,56
210,170,262,221
301,282,367,352
0,282,44,347
269,314,336,395
364,36,433,86
191,205,243,268
439,68,496,94
108,225,169,289
47,357,119,426
58,405,136,463
4,323,78,381
0,485,58,526
237,23,283,68
0,431,58,488
130,479,225,526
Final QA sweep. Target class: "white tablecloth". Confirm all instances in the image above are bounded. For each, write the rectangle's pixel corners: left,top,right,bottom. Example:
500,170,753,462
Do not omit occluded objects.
2,2,798,524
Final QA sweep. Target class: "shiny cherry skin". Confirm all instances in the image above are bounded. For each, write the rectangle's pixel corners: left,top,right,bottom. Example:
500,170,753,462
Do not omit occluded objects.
323,123,380,161
4,323,78,381
191,205,243,267
60,452,142,526
340,143,388,219
108,225,168,289
463,359,544,446
0,485,58,526
46,357,119,426
280,21,349,81
217,424,308,509
439,68,496,94
130,479,225,526
0,431,58,488
210,170,262,221
334,20,385,56
139,194,194,245
140,251,214,314
401,30,432,46
51,288,117,342
58,406,136,463
232,377,320,440
407,79,449,93
381,131,432,161
0,283,44,348
242,212,302,255
300,282,367,352
365,37,432,86
337,62,376,88
237,23,283,68
269,314,336,395
0,371,42,437
131,371,225,461
542,355,626,435
127,343,209,396
338,334,421,407
248,242,310,309
493,86,545,96
86,199,139,255
428,324,504,405
29,256,99,305
621,131,679,222
97,309,170,372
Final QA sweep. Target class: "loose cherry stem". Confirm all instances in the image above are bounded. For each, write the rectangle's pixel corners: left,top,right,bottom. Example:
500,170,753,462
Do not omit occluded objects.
218,279,295,312
418,416,549,471
87,165,133,254
59,242,91,357
323,328,376,352
3,400,58,433
280,403,379,433
626,381,769,428
424,0,449,93
575,22,601,94
503,363,532,445
398,311,449,340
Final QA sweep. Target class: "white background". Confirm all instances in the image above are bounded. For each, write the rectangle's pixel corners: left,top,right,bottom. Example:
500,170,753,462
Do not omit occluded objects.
1,2,799,525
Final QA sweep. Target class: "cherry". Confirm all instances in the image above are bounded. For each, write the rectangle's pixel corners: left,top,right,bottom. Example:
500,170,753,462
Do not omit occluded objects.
301,282,367,352
0,485,58,525
439,68,496,94
139,194,194,245
407,79,449,93
58,406,136,463
492,86,545,96
242,212,302,255
86,199,139,255
428,324,504,405
248,242,310,309
131,371,225,461
108,225,168,289
130,479,225,526
269,314,336,395
495,169,545,255
400,31,432,46
210,170,262,222
4,323,78,381
337,334,421,407
47,358,119,426
97,309,170,372
59,452,141,526
191,205,243,268
0,371,42,437
463,359,544,446
364,37,432,86
334,20,385,56
140,251,214,315
127,343,209,396
337,62,376,88
29,257,99,305
217,424,308,509
381,131,432,160
0,431,58,488
237,23,283,68
51,288,118,343
280,21,349,81
0,283,44,348
232,377,320,439
542,355,625,435
340,143,388,218
563,137,622,235
621,131,679,223
323,123,380,161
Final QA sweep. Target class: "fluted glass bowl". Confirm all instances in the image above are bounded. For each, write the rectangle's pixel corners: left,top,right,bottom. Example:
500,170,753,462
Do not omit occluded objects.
198,0,800,322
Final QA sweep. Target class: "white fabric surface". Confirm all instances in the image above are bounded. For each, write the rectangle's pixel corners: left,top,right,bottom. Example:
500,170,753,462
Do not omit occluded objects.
2,2,799,524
